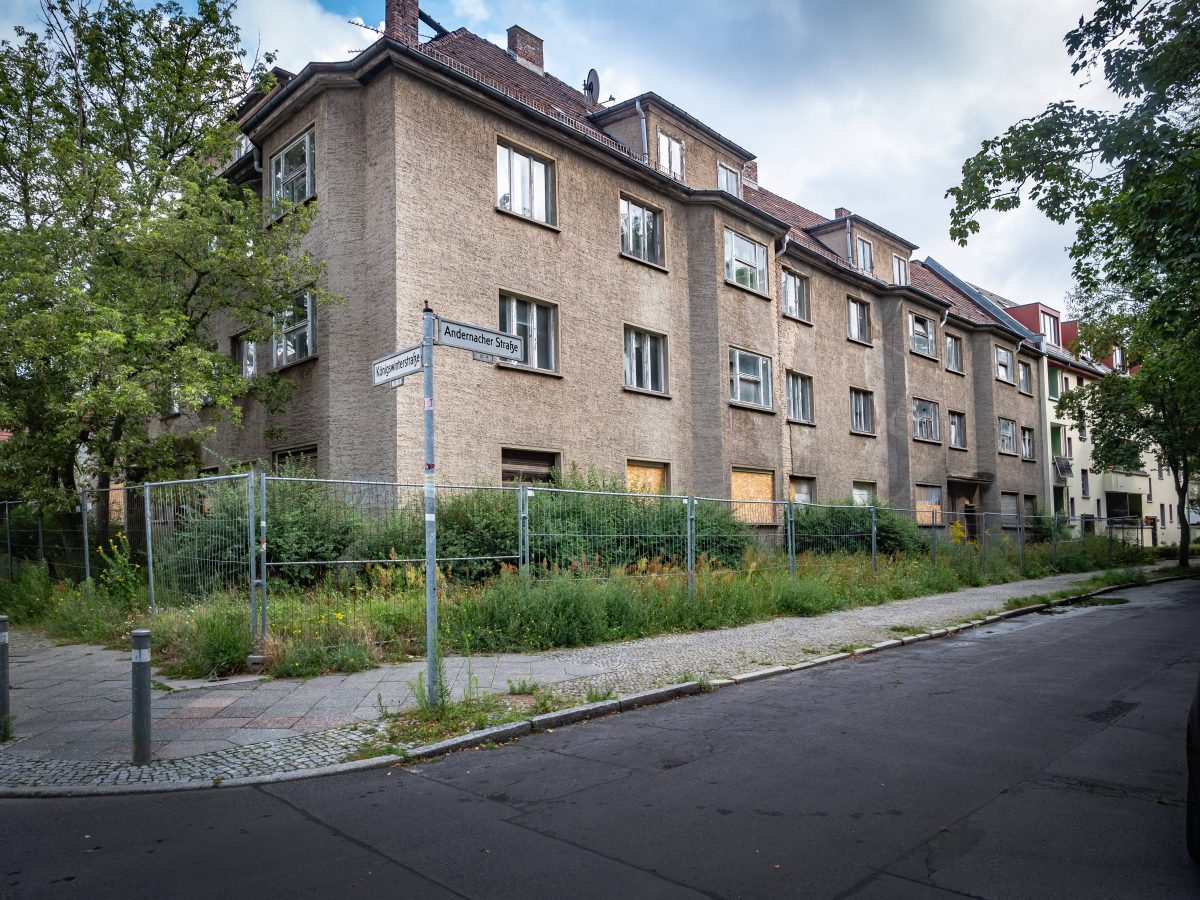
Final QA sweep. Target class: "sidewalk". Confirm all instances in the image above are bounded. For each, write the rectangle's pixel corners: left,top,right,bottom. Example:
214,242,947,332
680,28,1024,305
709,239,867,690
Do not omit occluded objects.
0,561,1186,790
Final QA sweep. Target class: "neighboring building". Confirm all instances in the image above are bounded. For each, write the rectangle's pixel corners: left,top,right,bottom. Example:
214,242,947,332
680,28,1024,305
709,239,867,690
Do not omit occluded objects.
178,0,1046,521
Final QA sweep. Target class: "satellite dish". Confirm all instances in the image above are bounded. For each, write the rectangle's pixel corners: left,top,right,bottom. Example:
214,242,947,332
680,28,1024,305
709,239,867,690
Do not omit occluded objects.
583,68,600,104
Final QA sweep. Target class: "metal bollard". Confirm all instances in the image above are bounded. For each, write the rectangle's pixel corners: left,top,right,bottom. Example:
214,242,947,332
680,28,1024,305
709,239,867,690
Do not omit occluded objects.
131,629,152,765
0,616,10,741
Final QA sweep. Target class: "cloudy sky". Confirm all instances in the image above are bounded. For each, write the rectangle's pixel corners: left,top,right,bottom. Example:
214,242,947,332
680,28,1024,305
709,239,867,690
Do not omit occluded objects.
2,0,1114,310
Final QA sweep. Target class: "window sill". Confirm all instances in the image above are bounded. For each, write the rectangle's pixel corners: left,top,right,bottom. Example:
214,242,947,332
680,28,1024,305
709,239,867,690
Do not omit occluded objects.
623,385,671,399
950,445,969,452
1019,389,1033,397
496,361,564,378
781,313,813,326
1022,457,1037,463
909,348,939,362
787,418,815,427
946,367,965,377
913,436,942,445
275,354,319,374
723,279,771,301
268,193,316,225
728,400,775,415
619,251,668,273
847,336,874,348
849,429,877,438
998,450,1019,457
996,377,1015,386
495,206,561,233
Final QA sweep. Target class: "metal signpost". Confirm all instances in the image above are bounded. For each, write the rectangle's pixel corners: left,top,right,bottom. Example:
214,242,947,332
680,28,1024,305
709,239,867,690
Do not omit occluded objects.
376,307,524,705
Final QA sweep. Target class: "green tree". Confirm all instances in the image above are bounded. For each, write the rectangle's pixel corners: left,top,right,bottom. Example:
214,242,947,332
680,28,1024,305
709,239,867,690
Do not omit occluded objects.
948,0,1200,564
0,0,330,505
1057,336,1199,565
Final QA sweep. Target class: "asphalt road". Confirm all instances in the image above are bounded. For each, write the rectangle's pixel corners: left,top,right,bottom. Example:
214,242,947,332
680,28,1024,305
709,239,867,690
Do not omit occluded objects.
4,580,1199,899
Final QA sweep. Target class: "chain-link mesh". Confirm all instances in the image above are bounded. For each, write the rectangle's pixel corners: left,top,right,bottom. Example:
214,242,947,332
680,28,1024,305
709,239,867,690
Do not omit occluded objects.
693,496,788,574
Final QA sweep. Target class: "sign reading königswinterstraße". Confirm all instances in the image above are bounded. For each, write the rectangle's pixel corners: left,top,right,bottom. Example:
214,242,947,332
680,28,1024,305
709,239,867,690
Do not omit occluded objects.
435,317,524,360
372,344,423,386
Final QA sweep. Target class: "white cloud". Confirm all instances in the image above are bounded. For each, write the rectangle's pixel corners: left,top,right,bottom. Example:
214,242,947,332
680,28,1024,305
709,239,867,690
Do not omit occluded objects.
232,0,374,71
451,0,491,25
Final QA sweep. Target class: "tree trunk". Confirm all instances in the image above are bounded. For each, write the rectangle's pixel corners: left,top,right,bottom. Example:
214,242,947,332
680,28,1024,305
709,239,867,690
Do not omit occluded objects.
1176,461,1190,568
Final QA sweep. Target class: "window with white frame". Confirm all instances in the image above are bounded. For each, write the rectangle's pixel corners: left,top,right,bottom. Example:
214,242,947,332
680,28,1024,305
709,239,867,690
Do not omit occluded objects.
657,130,684,179
619,196,663,264
852,481,876,505
496,141,554,224
729,347,772,408
499,293,557,371
233,334,257,378
850,388,874,434
1112,346,1125,369
1041,311,1060,346
717,163,741,197
848,298,870,343
892,254,909,286
786,371,814,423
995,345,1014,382
781,270,810,320
1021,426,1036,460
949,410,967,449
724,230,768,293
856,236,873,273
998,417,1017,454
945,333,964,373
624,326,667,393
274,294,315,367
909,312,936,356
1018,360,1032,394
912,398,940,442
790,476,814,505
270,131,315,211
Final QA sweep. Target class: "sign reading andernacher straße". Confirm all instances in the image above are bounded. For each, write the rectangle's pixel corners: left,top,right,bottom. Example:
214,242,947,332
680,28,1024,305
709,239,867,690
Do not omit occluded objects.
372,344,423,387
435,317,524,361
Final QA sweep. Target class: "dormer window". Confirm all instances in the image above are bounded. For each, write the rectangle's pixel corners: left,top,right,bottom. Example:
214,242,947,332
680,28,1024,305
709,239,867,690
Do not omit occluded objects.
1041,311,1060,346
855,237,873,274
717,163,741,198
1112,346,1125,370
657,130,684,180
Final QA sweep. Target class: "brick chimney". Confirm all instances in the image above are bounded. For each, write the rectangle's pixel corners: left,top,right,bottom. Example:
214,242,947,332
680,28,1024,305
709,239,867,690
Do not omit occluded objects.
507,25,544,73
385,0,419,45
835,207,852,219
742,160,758,186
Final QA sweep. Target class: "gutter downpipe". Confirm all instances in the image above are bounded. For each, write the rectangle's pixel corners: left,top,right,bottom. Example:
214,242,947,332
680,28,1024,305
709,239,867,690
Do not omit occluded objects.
845,218,853,265
252,144,262,173
635,98,649,164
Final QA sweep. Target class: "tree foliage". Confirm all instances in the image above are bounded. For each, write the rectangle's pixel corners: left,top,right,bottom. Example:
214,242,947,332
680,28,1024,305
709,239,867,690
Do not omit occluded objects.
0,0,331,503
949,0,1200,565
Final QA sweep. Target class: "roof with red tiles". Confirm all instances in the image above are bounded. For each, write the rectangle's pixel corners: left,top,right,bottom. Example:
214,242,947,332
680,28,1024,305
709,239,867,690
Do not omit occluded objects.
909,261,999,327
426,28,603,124
742,184,856,268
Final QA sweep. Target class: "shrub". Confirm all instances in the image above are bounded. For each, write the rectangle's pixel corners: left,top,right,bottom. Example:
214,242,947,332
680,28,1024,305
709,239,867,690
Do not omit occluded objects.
0,560,54,623
161,601,252,679
793,501,927,555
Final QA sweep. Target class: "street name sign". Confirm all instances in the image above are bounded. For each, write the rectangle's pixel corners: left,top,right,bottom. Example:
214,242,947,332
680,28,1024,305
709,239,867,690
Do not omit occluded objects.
436,317,524,361
372,344,423,387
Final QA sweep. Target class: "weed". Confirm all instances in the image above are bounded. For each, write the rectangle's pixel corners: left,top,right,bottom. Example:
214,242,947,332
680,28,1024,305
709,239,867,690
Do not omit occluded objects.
888,624,926,636
696,675,714,693
507,678,538,696
585,684,616,703
1003,595,1048,611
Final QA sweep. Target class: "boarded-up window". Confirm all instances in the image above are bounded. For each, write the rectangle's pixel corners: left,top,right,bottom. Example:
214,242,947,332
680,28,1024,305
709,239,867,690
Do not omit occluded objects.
1000,491,1019,527
731,468,775,524
915,484,942,525
627,461,668,494
502,448,557,483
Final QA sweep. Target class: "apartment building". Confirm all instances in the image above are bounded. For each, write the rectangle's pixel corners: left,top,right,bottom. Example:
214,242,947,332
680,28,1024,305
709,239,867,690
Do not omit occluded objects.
185,0,1047,519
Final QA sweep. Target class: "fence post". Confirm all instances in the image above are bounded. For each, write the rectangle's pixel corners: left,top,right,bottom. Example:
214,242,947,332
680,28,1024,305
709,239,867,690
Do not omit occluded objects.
143,484,156,611
131,629,151,766
1107,519,1113,563
870,505,878,572
247,473,257,644
36,516,44,562
4,503,12,582
979,512,987,570
786,501,795,580
687,496,696,602
1018,512,1025,573
1,615,10,741
80,491,91,581
1052,514,1059,569
519,487,530,593
931,514,938,567
259,469,268,641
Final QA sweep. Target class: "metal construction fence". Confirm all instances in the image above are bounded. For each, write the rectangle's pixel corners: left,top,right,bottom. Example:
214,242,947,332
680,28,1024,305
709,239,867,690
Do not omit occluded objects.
0,474,1163,647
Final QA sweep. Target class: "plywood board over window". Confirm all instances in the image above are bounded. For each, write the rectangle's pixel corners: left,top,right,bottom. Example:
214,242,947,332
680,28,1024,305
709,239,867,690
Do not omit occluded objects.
627,461,668,494
731,468,776,524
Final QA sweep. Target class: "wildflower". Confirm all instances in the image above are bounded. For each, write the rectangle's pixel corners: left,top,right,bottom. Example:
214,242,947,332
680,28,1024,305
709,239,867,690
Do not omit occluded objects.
336,612,344,620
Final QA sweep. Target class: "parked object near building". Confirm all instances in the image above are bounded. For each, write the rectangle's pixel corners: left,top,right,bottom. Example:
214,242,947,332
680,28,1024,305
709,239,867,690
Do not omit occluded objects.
173,0,1046,523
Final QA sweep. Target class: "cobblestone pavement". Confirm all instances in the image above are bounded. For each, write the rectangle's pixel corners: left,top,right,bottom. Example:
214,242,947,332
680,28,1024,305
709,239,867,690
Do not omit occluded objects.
0,561,1183,789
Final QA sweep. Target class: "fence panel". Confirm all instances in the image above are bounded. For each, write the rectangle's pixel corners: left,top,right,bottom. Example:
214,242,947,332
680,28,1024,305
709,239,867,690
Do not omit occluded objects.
527,486,691,580
692,496,788,574
145,475,253,606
